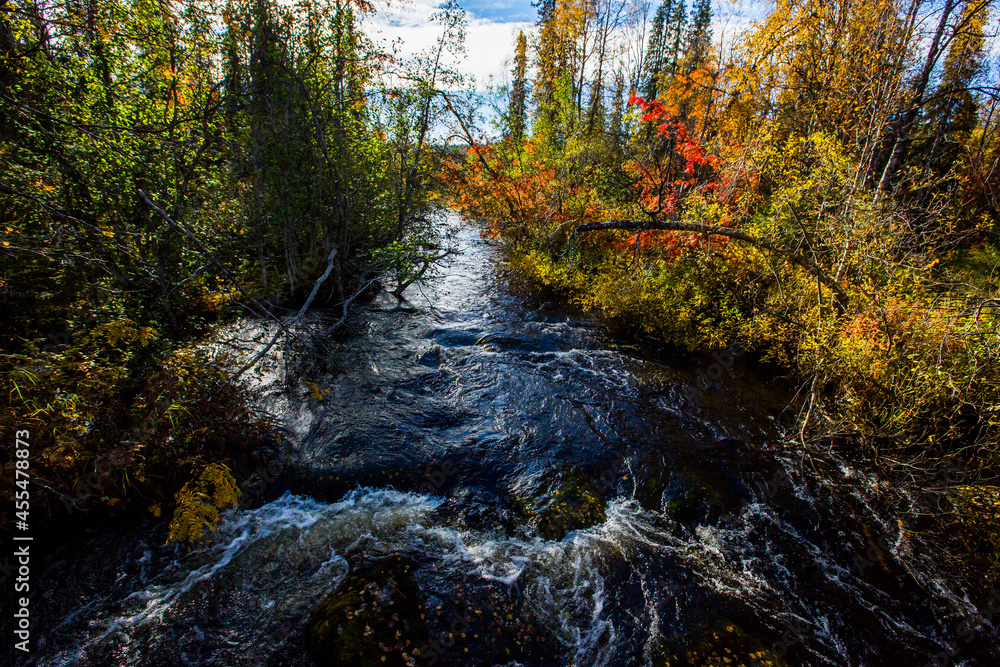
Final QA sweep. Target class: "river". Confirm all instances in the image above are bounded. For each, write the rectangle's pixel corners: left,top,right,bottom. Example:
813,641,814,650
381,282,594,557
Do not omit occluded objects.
22,215,1000,666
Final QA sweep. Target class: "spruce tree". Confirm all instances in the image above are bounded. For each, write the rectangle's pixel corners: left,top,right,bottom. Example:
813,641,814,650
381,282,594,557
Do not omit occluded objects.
534,0,557,23
510,30,529,143
535,5,562,139
919,1,987,177
642,1,669,100
684,0,712,73
666,0,687,76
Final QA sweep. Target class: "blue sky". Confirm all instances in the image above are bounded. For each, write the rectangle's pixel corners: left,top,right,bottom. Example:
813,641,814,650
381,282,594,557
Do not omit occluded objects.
460,0,537,22
365,0,537,87
363,1,771,88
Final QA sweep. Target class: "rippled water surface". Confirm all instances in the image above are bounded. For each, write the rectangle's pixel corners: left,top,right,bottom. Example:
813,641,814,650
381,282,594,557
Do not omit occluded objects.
23,217,1000,666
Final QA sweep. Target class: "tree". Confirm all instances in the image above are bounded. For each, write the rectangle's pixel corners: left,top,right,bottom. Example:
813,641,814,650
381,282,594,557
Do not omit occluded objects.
916,0,991,180
683,0,712,73
393,0,466,237
534,0,558,23
570,95,851,311
725,0,918,164
609,68,626,145
534,1,565,139
641,0,689,100
447,0,1000,530
0,0,466,524
642,2,669,100
872,0,994,196
510,30,530,142
665,0,687,77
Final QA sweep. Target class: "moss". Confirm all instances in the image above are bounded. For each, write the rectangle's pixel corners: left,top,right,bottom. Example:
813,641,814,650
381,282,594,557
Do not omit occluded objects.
659,618,793,667
306,555,428,667
516,467,607,540
660,478,722,526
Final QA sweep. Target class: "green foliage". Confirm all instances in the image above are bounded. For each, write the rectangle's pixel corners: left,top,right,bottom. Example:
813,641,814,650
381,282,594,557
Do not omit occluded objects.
0,0,455,531
1,326,270,517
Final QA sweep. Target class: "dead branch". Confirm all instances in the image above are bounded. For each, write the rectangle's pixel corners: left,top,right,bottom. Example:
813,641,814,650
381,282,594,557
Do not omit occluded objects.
234,247,338,380
323,273,385,336
391,249,457,298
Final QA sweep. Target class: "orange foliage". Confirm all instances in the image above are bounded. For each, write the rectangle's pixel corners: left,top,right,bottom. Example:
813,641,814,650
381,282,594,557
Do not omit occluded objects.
446,96,730,261
444,140,601,239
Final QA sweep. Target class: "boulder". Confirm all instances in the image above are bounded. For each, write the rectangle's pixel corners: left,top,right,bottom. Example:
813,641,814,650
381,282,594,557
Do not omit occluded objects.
306,555,428,667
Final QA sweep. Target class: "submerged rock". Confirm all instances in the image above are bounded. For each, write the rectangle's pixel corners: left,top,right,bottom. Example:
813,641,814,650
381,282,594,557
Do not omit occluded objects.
514,467,607,540
417,344,447,367
306,555,428,667
661,618,795,667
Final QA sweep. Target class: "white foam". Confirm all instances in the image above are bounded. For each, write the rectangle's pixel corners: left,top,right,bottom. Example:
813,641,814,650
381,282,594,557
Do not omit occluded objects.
53,474,990,667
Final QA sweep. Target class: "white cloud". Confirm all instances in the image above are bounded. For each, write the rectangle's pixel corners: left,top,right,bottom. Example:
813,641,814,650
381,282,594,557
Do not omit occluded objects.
358,1,771,90
363,0,532,88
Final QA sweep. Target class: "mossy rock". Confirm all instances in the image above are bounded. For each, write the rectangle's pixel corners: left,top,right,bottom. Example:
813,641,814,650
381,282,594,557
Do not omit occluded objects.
306,555,428,667
523,468,607,540
661,477,722,527
660,618,793,667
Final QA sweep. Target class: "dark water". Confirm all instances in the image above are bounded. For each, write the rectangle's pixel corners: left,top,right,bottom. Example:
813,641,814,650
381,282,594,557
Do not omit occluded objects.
20,217,1000,666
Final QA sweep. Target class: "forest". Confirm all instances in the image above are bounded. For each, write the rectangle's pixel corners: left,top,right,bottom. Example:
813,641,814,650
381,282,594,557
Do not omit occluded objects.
451,0,1000,577
3,0,1000,664
0,0,467,536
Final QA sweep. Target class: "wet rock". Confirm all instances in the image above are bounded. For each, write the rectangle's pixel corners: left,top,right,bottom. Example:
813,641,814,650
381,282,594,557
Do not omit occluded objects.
515,468,607,540
415,578,562,666
660,472,717,525
306,555,428,667
662,618,795,667
417,344,446,368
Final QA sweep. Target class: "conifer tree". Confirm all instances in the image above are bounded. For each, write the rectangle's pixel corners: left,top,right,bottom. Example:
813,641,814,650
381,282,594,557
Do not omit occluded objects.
534,2,564,140
510,30,529,142
919,0,988,177
642,2,669,100
665,0,687,76
534,0,557,23
684,0,712,73
610,69,626,146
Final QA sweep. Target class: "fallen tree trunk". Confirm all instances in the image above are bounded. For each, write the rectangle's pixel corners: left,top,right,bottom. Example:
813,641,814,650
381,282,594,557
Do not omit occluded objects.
233,247,338,380
572,219,851,312
391,249,456,298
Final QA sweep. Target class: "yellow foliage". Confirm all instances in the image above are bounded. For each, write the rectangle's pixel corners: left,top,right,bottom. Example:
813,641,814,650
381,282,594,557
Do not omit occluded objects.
305,380,330,401
168,463,241,546
88,319,159,349
727,0,912,157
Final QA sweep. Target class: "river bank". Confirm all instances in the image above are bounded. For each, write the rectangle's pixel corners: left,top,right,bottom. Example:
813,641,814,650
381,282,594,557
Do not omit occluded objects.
3,218,997,666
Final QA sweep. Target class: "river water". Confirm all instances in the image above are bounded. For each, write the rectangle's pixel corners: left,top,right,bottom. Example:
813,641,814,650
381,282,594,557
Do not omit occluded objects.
22,217,1000,666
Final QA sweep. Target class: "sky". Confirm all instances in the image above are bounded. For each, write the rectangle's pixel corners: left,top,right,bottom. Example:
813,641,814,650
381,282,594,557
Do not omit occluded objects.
364,0,538,89
362,1,773,90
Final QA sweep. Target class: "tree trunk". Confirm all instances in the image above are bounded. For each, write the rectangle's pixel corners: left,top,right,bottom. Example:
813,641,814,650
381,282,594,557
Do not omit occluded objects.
875,0,958,197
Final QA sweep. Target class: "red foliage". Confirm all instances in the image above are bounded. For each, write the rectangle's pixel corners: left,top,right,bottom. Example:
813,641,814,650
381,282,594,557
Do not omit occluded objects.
443,96,732,260
605,97,728,257
625,97,720,220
